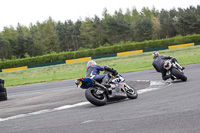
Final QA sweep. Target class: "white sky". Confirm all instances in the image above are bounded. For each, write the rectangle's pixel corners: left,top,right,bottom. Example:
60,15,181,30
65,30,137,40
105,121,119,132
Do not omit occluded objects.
0,0,199,31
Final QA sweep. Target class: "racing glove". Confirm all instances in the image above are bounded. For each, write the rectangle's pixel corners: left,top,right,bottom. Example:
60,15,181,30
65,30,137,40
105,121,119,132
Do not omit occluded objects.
104,66,118,76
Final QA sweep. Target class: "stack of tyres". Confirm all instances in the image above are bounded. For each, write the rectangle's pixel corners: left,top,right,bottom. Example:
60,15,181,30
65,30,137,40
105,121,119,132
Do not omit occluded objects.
0,79,7,101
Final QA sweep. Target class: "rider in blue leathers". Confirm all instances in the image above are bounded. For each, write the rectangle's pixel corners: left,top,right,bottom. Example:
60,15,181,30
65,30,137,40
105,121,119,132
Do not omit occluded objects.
85,60,118,88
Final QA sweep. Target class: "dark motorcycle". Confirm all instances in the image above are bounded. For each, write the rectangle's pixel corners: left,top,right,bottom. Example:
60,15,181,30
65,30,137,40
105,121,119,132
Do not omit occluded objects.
0,79,7,101
75,73,138,106
164,59,187,81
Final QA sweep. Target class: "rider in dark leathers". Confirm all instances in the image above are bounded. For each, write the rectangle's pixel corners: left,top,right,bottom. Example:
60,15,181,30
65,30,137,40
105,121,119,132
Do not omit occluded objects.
85,60,118,88
152,52,184,80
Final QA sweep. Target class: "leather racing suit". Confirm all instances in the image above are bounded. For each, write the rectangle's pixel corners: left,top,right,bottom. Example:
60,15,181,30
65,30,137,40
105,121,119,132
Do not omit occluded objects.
152,55,173,80
85,65,117,87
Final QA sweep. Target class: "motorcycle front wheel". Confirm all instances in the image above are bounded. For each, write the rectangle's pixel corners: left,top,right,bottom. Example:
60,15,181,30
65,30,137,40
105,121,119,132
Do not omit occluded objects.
125,84,138,99
85,87,107,106
171,68,187,82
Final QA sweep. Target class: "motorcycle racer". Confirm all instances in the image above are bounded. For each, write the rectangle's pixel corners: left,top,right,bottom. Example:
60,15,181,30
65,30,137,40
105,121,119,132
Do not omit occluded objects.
152,52,185,80
85,60,118,88
75,64,138,106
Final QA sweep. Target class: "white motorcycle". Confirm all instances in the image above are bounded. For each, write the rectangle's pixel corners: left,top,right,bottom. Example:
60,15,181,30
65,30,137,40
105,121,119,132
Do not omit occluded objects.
75,73,138,106
163,59,187,81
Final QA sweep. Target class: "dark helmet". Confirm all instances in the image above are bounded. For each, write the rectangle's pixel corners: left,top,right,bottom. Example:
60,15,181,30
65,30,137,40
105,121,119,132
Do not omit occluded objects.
87,60,96,68
152,52,160,59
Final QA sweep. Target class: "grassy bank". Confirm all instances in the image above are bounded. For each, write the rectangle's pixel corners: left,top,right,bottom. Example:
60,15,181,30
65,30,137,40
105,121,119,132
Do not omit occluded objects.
1,46,200,87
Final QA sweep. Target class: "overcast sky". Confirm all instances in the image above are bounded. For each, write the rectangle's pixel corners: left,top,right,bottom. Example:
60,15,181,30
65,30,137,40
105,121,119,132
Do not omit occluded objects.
0,0,199,31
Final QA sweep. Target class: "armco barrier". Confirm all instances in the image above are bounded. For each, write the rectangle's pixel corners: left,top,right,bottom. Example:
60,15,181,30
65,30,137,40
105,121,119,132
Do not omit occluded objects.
143,47,168,52
66,57,91,64
28,61,66,68
92,54,117,59
168,43,194,49
195,42,200,45
0,42,199,72
2,66,28,72
117,50,143,56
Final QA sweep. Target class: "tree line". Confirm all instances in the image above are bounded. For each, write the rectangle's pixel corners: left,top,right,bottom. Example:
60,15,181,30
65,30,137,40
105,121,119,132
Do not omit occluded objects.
0,5,200,60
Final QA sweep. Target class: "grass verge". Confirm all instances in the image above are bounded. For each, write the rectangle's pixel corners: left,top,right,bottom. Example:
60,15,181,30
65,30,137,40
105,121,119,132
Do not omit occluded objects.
1,46,200,87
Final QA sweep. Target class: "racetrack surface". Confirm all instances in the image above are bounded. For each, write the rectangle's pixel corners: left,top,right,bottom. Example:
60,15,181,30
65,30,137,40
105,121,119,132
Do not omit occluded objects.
0,80,150,118
0,63,200,133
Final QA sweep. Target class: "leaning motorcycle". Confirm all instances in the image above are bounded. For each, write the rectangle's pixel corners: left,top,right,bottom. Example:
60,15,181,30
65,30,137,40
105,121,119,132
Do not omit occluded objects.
164,59,187,81
75,73,138,106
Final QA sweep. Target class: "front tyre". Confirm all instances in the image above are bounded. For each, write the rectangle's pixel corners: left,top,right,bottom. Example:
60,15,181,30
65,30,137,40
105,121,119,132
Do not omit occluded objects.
125,84,138,99
171,68,187,82
85,87,107,106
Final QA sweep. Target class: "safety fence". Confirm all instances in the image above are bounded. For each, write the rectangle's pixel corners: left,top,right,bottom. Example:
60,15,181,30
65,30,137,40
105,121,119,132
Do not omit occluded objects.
0,42,199,73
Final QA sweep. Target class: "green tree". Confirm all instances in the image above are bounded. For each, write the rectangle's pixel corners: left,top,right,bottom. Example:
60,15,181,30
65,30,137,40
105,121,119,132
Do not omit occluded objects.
24,35,34,57
1,26,18,59
0,35,7,61
69,20,81,51
151,16,161,40
42,17,60,53
135,16,153,41
103,15,118,44
16,31,26,58
56,20,81,51
176,6,200,35
196,5,200,34
80,17,97,48
159,9,175,38
115,9,131,42
56,21,70,51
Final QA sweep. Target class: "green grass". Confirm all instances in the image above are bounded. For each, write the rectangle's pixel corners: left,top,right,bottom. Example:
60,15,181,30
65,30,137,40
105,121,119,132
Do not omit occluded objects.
1,46,200,87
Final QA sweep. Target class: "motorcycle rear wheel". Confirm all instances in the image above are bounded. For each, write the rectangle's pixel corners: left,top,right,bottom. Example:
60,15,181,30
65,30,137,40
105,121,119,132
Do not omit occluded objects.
171,68,187,82
85,87,107,106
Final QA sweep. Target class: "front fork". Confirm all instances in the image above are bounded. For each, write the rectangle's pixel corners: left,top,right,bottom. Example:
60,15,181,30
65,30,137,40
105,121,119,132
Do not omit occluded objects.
123,83,130,92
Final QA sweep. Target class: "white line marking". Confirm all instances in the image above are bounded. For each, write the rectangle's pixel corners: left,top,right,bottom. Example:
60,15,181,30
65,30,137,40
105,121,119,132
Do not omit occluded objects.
0,81,170,122
54,102,90,111
81,120,95,124
0,114,28,122
137,88,160,94
150,81,168,86
28,109,51,115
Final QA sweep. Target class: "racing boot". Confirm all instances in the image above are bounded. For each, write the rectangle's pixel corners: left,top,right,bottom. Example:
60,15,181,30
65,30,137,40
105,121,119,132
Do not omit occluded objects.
163,75,172,81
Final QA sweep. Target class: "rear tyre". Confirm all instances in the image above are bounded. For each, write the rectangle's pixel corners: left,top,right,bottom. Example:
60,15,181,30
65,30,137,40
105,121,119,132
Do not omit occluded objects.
171,68,187,82
85,87,107,106
125,84,138,99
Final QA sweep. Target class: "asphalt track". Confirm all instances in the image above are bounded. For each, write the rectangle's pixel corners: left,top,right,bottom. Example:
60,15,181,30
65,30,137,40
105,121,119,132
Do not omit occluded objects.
0,63,200,133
